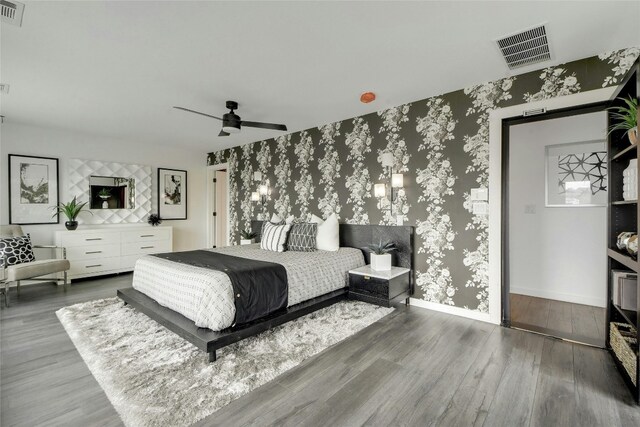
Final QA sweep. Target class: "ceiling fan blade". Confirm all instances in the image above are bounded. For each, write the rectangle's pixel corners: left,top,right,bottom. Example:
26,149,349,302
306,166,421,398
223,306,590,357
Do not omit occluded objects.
173,106,222,121
240,120,287,132
218,129,230,137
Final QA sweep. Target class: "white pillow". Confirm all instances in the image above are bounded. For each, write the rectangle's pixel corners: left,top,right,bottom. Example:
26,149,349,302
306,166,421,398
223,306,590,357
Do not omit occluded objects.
260,222,291,252
310,213,339,251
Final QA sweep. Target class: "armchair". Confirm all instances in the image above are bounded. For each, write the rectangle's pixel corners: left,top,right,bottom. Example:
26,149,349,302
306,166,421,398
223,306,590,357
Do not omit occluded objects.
0,225,70,307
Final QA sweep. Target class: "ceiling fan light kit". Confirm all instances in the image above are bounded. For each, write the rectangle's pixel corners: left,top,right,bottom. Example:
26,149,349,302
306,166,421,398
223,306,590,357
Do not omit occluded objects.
173,100,287,137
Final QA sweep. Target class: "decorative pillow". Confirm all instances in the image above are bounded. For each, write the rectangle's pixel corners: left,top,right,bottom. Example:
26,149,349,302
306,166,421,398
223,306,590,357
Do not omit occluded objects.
260,222,292,252
0,235,35,267
287,222,317,252
310,213,340,251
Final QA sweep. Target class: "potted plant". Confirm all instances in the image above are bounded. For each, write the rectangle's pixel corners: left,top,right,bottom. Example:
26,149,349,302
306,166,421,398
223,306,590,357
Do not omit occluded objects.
98,188,111,208
52,197,92,230
240,229,258,245
367,240,397,271
609,96,638,145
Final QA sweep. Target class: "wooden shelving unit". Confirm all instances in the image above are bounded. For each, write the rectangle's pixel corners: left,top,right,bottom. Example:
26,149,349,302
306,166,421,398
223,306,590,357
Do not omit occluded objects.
607,58,640,404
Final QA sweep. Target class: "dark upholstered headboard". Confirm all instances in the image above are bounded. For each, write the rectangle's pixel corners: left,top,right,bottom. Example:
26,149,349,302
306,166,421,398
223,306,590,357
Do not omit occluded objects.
250,220,415,292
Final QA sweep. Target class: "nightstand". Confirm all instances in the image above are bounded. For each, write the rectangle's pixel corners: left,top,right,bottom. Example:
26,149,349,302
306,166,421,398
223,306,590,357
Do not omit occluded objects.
348,265,411,307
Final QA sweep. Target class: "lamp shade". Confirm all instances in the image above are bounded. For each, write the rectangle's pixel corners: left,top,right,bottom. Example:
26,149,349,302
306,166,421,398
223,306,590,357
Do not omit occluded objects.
374,183,386,198
222,124,240,134
392,173,404,188
259,185,268,196
251,192,260,202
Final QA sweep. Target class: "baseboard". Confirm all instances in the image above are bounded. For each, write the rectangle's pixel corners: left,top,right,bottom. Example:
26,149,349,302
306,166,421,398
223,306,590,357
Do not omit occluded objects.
510,287,606,308
409,298,495,324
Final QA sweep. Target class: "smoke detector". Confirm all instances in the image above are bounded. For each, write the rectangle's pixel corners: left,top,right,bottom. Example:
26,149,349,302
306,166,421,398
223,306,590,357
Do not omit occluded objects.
1,0,24,27
496,24,551,70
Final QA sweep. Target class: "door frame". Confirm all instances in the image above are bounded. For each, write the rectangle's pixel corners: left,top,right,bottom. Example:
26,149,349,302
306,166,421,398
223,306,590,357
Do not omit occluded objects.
206,163,230,248
487,87,616,325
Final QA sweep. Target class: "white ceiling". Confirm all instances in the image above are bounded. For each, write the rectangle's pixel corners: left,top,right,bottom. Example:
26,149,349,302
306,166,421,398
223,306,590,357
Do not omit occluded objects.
2,1,639,153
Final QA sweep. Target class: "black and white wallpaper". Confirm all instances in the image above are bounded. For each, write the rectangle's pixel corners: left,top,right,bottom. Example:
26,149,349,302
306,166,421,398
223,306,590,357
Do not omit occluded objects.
208,47,639,312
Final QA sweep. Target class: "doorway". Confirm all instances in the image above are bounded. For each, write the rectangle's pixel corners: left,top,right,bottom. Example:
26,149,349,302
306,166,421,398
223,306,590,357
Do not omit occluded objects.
502,103,608,347
207,164,229,248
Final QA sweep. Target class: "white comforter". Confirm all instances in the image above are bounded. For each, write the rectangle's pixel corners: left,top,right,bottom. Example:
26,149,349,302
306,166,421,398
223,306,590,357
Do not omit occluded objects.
131,244,365,331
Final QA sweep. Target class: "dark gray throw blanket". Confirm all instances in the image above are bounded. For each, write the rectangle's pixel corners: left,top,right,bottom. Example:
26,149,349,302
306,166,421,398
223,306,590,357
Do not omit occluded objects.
152,250,288,326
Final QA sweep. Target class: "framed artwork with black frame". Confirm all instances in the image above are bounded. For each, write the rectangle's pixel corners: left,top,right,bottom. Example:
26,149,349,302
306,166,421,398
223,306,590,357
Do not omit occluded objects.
158,168,187,220
8,154,60,224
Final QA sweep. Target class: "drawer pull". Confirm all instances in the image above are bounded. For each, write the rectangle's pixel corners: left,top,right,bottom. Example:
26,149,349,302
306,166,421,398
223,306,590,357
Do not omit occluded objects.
140,234,155,237
86,264,102,268
85,238,102,241
85,251,102,254
141,246,155,249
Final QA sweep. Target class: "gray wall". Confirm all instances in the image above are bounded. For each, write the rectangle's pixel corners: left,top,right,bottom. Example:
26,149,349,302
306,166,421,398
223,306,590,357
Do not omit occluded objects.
208,47,639,312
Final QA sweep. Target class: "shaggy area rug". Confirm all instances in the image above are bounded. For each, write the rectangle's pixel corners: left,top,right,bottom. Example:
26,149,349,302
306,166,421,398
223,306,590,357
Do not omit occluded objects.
56,297,393,427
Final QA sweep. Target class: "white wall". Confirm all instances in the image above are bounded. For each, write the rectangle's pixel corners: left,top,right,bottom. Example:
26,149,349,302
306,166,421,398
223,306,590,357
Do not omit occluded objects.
0,122,208,252
508,111,607,307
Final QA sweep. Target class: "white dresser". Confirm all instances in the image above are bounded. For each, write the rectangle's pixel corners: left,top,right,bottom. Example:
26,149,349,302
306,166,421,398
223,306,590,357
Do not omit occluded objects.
54,226,173,280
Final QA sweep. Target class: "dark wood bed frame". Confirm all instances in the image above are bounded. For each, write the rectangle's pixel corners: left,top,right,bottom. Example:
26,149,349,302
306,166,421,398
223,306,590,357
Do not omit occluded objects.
117,221,414,363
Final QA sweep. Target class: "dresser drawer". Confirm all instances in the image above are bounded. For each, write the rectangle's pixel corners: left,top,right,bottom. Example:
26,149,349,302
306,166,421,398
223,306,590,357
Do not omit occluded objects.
121,228,171,243
122,241,171,256
120,254,144,271
68,257,120,276
59,232,121,247
349,272,409,300
65,243,121,261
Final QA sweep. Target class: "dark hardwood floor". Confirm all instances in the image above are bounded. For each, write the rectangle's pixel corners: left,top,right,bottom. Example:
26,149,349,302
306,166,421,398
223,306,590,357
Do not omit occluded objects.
510,293,606,347
1,276,638,426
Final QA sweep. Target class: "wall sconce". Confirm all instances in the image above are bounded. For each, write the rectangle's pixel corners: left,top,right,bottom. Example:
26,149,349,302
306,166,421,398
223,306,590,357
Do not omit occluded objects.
252,183,270,206
253,171,262,182
374,152,404,215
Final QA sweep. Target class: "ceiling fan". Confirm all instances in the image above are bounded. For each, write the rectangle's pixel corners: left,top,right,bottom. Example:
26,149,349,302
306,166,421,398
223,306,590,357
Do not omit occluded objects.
173,101,287,137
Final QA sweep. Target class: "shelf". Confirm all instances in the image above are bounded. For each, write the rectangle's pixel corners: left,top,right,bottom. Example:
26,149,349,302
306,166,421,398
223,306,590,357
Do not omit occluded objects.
608,248,639,272
612,200,638,205
612,304,638,327
612,144,638,162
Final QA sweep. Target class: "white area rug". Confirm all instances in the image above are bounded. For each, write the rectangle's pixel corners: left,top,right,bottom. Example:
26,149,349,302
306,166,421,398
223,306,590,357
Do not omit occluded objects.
56,297,393,427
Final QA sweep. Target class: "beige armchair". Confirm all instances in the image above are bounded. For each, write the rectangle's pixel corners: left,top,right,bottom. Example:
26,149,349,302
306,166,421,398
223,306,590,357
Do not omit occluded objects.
0,225,70,307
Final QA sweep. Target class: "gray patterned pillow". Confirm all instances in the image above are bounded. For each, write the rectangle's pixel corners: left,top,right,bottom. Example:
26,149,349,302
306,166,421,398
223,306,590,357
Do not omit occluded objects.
287,222,317,252
0,235,35,267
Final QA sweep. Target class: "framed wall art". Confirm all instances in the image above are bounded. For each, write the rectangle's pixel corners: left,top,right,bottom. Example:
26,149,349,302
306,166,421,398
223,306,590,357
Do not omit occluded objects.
8,154,60,224
158,168,187,220
545,140,607,207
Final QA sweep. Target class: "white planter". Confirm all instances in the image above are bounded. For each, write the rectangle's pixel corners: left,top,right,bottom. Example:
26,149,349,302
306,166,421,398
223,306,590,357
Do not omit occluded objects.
240,239,255,245
370,253,391,271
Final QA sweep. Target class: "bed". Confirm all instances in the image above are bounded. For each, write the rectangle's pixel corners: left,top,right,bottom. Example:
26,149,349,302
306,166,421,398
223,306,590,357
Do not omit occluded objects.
117,221,414,362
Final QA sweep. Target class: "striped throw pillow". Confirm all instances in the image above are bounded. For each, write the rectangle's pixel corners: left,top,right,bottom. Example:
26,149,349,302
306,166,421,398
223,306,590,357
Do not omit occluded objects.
260,222,291,252
287,222,317,252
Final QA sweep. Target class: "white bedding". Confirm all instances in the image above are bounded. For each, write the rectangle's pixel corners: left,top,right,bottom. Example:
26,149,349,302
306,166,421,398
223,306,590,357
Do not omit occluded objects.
131,244,365,331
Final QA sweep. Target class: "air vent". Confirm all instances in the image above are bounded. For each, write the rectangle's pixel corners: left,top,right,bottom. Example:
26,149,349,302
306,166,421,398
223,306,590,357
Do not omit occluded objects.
1,0,24,27
496,25,551,70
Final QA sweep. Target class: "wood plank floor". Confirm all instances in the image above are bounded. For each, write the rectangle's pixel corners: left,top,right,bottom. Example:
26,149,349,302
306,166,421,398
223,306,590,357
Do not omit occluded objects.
510,293,606,347
1,276,638,426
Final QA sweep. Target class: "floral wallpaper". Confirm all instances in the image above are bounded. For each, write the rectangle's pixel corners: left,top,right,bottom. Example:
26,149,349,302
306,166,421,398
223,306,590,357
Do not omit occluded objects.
208,47,639,312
